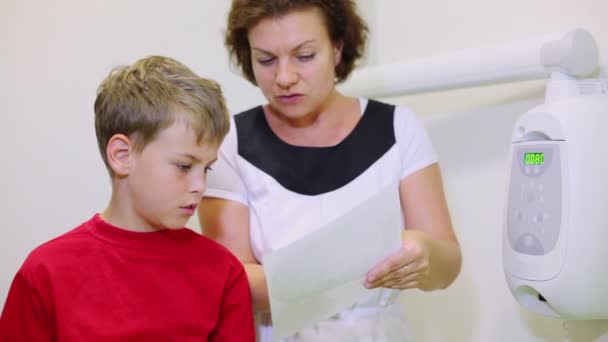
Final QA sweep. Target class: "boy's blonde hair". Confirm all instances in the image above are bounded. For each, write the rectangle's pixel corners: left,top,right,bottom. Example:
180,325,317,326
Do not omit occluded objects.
94,56,230,176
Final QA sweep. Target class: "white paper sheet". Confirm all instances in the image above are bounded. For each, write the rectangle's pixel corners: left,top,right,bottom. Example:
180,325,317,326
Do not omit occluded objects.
262,183,403,340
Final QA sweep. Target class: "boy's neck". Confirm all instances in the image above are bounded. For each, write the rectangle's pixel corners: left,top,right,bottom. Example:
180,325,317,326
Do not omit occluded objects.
101,186,167,233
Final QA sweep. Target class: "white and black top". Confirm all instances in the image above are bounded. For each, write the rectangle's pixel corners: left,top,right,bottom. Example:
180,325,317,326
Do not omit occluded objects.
205,98,437,341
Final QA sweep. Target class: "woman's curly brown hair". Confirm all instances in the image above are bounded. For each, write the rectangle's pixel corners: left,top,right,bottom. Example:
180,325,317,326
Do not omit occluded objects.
225,0,368,85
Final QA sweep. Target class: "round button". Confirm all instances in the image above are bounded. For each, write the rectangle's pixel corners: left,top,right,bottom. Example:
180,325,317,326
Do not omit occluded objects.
514,210,524,222
532,215,539,224
537,214,544,223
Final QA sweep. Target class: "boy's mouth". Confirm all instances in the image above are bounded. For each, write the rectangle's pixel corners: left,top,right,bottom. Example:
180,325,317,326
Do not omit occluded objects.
181,204,197,210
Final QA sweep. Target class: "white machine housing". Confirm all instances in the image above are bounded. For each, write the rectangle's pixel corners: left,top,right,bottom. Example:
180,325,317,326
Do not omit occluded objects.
503,76,608,318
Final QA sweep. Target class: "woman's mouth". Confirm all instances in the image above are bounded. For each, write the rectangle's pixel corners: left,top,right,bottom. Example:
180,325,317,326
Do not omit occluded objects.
277,94,303,104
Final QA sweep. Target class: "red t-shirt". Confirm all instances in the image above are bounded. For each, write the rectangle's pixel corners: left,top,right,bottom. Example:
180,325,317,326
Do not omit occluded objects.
0,214,255,341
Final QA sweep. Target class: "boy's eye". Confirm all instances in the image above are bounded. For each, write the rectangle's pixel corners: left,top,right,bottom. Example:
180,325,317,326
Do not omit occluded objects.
204,166,213,174
177,163,192,171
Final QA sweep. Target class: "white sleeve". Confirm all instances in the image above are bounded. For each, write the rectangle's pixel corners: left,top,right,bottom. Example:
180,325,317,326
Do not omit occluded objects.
204,116,249,206
394,105,438,179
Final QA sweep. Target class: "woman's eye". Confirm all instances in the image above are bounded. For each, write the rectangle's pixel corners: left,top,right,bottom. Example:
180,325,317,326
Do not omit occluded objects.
297,53,315,62
257,57,275,65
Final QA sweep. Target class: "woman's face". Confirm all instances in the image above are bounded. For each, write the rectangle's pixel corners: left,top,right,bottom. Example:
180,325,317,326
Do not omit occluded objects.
248,7,341,121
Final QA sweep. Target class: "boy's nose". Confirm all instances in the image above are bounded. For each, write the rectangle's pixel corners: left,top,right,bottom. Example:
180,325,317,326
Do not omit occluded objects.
190,175,207,197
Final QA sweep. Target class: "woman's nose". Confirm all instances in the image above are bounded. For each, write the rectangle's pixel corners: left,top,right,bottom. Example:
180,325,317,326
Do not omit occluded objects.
276,60,298,88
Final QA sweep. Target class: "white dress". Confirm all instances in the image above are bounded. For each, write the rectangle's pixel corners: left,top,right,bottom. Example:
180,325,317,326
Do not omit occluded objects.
204,98,438,341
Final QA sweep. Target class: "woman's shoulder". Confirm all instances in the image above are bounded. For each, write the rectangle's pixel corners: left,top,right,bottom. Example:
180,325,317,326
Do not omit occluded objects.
358,98,423,136
360,98,417,117
231,105,268,142
233,104,263,120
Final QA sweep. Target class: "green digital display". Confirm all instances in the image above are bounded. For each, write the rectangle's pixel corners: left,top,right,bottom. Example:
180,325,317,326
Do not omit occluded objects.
524,153,544,165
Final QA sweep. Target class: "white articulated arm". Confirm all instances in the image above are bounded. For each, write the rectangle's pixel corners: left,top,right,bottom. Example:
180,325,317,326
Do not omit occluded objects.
339,28,598,98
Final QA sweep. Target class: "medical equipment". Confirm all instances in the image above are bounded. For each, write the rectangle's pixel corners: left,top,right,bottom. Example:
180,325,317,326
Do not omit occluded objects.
503,28,608,318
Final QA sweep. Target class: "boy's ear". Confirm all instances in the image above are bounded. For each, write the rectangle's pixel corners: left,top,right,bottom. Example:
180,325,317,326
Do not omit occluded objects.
106,134,132,177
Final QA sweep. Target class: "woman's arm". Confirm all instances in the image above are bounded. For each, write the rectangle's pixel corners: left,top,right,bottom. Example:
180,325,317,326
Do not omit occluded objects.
199,197,271,312
365,163,462,291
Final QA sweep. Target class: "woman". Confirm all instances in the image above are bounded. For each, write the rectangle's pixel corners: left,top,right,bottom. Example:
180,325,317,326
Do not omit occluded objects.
200,1,462,340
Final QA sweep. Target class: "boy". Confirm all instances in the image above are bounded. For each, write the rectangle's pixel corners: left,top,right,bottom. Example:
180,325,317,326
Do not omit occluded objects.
0,56,255,341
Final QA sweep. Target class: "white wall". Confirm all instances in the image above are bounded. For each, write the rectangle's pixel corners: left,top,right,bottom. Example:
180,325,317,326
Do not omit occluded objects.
2,1,608,341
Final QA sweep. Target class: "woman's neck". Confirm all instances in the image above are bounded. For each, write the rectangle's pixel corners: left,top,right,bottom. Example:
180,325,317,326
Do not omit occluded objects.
264,92,361,147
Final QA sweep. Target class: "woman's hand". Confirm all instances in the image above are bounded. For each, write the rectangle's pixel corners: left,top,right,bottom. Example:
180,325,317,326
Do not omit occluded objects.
363,164,462,291
364,230,431,290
